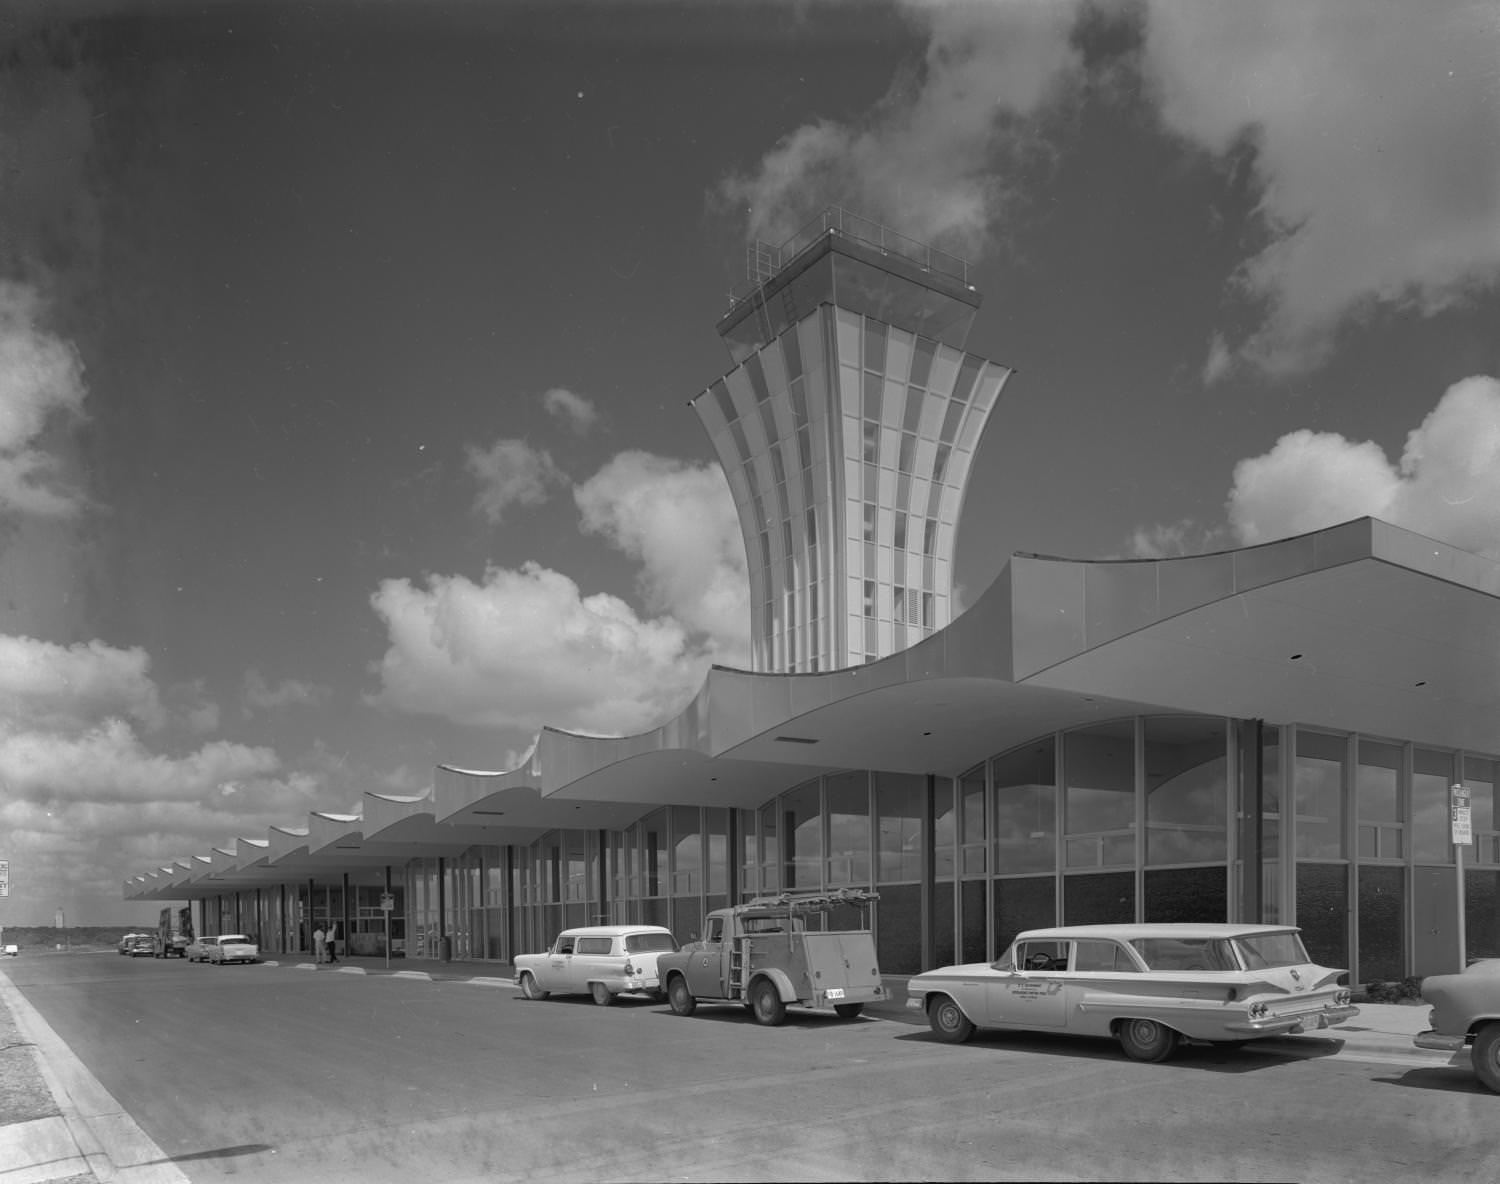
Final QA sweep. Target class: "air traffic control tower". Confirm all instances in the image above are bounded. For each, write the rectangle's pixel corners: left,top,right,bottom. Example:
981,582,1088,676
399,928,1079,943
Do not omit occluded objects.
691,207,1012,674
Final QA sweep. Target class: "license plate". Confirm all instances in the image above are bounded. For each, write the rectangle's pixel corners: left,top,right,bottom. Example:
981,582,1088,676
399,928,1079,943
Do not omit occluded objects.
826,988,845,1000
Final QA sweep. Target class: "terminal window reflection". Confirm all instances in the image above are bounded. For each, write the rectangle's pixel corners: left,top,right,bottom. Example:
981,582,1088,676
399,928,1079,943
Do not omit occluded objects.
1296,731,1346,859
1144,716,1228,865
993,742,1055,874
1065,722,1135,868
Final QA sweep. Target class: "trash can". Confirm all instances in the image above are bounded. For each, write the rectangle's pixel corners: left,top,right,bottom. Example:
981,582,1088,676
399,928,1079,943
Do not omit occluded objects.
439,935,452,963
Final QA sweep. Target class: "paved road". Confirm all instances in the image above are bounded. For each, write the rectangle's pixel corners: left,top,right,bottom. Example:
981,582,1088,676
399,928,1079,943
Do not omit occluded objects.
2,951,1497,1183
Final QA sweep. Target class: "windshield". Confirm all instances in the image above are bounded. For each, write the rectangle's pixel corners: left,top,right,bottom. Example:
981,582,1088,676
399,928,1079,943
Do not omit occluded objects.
624,932,678,953
1129,938,1239,971
1234,931,1310,969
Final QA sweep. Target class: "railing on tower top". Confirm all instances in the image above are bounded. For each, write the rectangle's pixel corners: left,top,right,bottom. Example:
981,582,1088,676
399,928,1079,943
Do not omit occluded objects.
728,205,971,310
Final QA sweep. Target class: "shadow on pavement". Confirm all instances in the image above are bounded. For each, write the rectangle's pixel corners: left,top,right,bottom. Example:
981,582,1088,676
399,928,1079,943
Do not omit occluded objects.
889,1027,1339,1073
1370,1067,1486,1094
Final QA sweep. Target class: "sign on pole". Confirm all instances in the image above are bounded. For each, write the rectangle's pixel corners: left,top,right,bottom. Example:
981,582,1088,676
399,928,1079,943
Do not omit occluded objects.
1452,783,1474,846
0,859,8,898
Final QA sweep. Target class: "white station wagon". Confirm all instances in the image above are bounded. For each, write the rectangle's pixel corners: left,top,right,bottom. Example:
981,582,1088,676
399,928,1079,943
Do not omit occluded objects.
514,925,680,1006
906,923,1357,1063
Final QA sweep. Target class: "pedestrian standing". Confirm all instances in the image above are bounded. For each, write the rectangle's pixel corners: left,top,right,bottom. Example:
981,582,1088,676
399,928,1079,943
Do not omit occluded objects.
313,923,326,964
327,921,339,964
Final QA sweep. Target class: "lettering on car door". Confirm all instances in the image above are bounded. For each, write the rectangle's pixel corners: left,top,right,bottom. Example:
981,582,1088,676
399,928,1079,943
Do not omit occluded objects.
987,940,1069,1027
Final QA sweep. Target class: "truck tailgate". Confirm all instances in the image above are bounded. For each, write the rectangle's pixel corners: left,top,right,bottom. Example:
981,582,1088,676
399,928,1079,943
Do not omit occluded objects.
803,932,882,995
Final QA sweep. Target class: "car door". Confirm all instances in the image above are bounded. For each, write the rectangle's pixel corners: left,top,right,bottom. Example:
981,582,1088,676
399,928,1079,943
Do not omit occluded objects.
546,934,578,991
985,939,1070,1029
685,915,729,997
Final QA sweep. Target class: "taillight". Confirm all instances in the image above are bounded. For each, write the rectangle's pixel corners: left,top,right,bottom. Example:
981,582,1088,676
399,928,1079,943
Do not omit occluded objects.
623,962,635,976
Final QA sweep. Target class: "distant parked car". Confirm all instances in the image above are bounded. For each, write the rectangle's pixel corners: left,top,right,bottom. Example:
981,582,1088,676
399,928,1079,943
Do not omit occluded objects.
127,935,154,957
184,936,214,962
205,934,259,965
3,943,18,957
1415,959,1500,1092
906,923,1357,1063
117,933,140,954
514,925,679,1005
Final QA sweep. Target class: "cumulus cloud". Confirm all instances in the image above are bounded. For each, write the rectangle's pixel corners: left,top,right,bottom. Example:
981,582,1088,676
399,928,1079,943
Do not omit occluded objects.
243,669,330,714
1142,0,1500,377
717,0,1082,254
1130,375,1500,559
367,561,713,735
0,281,88,515
541,387,600,433
464,437,568,523
0,635,165,731
575,451,751,663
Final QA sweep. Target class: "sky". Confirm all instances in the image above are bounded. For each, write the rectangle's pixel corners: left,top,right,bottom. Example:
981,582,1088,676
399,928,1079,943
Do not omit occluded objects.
0,0,1496,925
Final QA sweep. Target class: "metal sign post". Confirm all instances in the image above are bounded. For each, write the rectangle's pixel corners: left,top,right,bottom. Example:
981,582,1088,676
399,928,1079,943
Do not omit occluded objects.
380,891,394,969
1453,784,1472,972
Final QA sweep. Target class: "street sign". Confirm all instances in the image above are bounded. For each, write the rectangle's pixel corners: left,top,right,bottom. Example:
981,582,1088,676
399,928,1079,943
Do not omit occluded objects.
379,893,394,912
1452,783,1474,845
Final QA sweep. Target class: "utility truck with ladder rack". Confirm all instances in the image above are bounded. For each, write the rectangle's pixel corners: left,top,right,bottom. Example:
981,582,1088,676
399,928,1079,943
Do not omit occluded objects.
657,889,884,1026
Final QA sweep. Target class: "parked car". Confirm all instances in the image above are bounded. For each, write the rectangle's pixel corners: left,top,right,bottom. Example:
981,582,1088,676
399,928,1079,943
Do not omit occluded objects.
128,935,155,957
204,934,259,965
3,943,18,957
514,925,679,1006
1414,959,1500,1092
117,933,141,954
185,935,214,962
905,923,1357,1063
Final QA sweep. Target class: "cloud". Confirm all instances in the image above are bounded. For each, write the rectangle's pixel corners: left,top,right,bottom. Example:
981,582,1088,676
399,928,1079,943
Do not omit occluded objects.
1141,0,1500,376
541,387,600,434
367,561,715,735
574,451,751,663
0,635,166,731
464,437,568,523
243,669,330,714
1125,376,1500,559
716,0,1083,254
0,281,88,516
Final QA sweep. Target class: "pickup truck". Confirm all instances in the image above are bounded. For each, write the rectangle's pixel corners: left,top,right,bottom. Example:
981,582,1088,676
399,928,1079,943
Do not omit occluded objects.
657,889,885,1026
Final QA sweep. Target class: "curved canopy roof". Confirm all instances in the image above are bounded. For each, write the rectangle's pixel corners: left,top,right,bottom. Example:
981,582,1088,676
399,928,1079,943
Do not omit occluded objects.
125,518,1500,900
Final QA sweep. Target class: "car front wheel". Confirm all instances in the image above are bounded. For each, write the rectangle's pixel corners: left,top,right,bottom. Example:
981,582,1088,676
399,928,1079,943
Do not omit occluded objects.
666,975,697,1016
1472,1024,1500,1093
927,994,975,1044
1119,1018,1178,1062
519,972,549,1001
750,979,787,1027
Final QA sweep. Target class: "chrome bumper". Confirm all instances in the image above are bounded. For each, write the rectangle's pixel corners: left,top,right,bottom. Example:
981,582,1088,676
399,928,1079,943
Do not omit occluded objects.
1226,1004,1360,1036
1414,1030,1467,1052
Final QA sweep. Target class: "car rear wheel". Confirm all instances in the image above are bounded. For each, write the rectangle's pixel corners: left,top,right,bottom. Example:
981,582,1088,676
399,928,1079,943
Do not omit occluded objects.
519,972,549,1001
927,994,975,1043
750,979,787,1027
833,1003,864,1019
1119,1018,1178,1063
591,982,615,1007
667,975,697,1016
1473,1024,1500,1094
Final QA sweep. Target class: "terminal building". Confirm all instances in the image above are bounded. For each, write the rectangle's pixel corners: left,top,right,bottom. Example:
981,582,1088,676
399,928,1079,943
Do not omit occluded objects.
126,208,1500,987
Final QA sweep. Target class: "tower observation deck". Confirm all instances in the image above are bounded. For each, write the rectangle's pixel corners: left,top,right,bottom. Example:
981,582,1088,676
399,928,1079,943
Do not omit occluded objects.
692,207,1012,674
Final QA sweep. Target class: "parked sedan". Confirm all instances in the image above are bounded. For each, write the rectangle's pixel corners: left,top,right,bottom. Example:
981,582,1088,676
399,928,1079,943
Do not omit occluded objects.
127,935,155,957
514,925,679,1005
204,934,259,965
906,923,1357,1063
1414,959,1500,1092
117,933,142,954
184,936,214,962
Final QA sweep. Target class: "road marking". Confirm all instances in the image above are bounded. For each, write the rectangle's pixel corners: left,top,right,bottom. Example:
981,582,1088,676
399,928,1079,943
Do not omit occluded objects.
0,971,189,1183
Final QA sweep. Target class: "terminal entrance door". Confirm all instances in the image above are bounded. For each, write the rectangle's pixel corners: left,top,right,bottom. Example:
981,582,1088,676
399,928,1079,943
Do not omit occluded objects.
1413,865,1460,976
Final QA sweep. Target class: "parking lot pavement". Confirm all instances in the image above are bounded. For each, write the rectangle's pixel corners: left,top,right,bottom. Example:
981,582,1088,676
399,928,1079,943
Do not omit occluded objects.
0,966,188,1184
0,955,1461,1183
